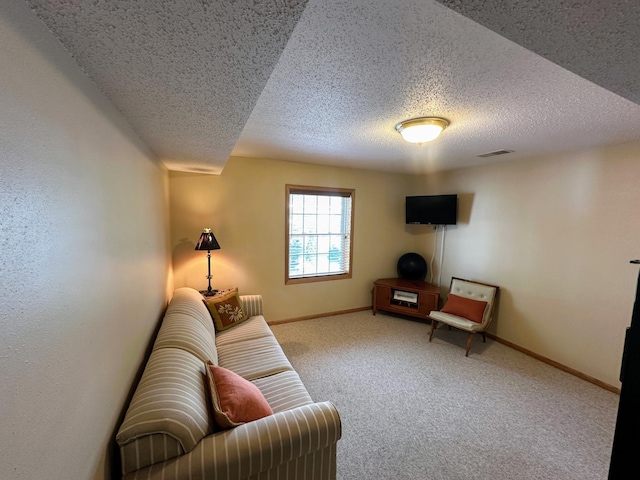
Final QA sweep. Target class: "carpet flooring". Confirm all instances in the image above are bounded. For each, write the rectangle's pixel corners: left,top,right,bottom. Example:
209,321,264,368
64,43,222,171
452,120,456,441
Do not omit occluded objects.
270,310,619,480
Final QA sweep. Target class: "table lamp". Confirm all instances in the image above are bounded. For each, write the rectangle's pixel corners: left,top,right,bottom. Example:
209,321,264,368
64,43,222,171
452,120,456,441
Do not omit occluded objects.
195,227,221,296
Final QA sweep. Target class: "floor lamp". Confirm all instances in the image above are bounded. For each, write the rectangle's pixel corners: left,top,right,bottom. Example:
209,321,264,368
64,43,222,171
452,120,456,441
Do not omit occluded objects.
195,228,221,296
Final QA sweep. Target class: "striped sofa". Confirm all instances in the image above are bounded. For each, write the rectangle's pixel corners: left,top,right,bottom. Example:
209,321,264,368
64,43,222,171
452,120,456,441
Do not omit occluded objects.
115,287,342,479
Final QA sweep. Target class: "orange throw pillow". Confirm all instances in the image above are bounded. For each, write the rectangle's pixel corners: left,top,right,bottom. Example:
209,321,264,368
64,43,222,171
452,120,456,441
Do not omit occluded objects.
441,294,488,324
204,362,273,429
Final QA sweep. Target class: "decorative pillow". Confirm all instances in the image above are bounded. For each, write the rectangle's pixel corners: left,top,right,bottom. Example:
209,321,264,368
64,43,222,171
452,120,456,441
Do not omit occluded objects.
441,294,488,324
204,362,273,429
204,288,248,331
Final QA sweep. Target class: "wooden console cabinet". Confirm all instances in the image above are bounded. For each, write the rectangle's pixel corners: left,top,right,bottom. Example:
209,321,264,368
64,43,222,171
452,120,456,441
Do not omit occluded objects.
372,278,440,321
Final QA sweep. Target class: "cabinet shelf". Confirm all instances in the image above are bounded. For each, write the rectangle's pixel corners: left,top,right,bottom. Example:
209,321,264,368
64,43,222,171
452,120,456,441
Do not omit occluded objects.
373,278,440,321
390,299,418,309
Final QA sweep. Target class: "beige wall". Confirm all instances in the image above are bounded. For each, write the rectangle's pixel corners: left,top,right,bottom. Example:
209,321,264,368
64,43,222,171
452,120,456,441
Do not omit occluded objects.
170,145,640,389
0,3,172,479
414,142,640,388
170,156,428,320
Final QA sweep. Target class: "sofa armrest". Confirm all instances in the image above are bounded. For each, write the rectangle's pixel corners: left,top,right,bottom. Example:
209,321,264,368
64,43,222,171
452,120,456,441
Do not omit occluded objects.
203,401,341,477
125,401,341,480
240,294,263,317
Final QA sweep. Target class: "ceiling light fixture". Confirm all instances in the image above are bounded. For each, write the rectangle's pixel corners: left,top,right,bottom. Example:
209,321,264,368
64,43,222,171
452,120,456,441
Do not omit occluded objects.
395,117,449,144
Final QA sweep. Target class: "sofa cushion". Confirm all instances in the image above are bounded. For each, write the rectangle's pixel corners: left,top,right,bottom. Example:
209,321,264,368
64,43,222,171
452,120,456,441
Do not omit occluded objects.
251,370,314,413
116,348,212,474
441,293,488,323
215,315,273,347
205,362,273,429
217,335,294,381
154,311,218,364
204,288,248,331
166,287,217,339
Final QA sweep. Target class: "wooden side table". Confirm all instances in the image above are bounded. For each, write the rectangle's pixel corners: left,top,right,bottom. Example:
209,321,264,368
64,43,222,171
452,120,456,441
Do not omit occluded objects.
201,288,232,299
372,278,440,321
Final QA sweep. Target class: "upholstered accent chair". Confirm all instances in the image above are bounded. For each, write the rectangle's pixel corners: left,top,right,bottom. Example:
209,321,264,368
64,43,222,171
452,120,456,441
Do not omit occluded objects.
428,277,499,356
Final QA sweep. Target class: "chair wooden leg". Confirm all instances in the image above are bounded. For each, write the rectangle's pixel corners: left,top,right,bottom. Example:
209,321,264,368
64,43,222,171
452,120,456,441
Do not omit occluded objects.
481,332,486,343
465,333,474,357
429,320,438,342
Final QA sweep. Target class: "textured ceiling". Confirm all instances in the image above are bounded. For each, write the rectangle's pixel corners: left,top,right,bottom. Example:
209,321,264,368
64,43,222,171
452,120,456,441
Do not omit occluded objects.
437,0,640,107
233,0,640,174
24,0,640,175
25,0,308,174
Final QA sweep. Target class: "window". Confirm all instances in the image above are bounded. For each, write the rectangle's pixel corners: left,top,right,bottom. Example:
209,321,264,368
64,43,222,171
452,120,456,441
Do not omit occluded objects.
285,185,355,284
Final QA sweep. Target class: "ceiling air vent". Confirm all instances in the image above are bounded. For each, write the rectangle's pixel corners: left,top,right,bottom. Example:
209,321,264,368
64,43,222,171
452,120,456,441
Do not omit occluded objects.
477,149,514,158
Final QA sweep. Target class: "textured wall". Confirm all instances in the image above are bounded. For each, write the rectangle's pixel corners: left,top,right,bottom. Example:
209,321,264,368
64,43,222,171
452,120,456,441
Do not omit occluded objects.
415,141,640,388
169,156,429,321
0,2,171,479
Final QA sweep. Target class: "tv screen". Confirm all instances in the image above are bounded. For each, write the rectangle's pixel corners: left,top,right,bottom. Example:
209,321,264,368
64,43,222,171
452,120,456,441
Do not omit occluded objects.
406,194,458,225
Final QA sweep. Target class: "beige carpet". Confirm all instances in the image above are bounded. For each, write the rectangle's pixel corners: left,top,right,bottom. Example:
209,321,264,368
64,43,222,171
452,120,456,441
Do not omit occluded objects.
271,310,619,480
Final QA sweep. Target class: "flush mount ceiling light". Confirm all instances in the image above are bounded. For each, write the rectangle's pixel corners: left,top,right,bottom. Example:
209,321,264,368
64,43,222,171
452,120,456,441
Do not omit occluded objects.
395,117,449,144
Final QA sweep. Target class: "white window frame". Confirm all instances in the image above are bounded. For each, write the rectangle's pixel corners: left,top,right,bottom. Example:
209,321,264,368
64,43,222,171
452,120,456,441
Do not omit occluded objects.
285,185,355,285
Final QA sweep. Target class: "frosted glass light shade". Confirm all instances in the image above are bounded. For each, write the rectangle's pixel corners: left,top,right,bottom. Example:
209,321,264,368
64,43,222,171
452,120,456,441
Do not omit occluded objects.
395,117,449,143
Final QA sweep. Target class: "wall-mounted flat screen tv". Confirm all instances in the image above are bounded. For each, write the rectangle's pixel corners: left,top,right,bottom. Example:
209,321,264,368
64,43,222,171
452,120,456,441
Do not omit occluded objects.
406,194,458,225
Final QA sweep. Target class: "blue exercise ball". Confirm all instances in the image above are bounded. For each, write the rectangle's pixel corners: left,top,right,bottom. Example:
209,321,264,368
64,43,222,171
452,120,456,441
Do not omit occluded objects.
397,253,427,281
